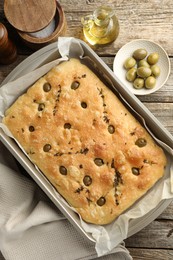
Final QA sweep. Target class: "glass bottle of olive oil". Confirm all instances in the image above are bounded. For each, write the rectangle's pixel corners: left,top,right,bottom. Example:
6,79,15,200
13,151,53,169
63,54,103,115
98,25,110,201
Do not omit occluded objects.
81,6,119,45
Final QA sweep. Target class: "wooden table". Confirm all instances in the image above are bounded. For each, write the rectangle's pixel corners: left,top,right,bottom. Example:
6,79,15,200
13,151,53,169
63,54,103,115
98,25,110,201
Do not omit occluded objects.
0,0,173,259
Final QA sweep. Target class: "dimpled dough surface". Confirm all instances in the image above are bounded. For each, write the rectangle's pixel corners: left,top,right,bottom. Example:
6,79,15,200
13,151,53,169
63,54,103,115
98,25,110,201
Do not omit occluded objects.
3,58,167,225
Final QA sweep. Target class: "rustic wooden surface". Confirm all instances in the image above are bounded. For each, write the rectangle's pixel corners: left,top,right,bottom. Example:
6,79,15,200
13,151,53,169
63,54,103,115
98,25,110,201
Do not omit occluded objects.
0,0,173,259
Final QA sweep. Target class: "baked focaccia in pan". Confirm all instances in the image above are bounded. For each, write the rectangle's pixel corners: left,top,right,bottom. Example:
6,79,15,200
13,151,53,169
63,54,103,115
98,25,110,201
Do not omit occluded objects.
3,58,167,225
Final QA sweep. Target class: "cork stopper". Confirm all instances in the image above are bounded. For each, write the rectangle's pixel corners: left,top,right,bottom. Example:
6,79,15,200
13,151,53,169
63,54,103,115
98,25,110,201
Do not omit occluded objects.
0,23,17,65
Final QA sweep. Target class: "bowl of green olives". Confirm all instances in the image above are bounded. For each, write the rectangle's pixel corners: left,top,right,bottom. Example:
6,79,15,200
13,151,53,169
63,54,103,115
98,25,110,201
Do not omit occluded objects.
113,39,170,95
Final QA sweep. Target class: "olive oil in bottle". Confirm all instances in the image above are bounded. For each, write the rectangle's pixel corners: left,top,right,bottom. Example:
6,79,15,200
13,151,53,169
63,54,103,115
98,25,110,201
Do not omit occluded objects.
81,6,119,45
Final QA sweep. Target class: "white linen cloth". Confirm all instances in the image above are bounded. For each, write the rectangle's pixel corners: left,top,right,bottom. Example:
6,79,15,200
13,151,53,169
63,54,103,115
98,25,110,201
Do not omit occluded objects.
0,141,132,260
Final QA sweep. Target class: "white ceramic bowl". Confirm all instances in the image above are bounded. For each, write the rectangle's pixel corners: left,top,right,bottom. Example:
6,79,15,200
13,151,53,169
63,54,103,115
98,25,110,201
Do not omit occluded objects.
113,39,171,95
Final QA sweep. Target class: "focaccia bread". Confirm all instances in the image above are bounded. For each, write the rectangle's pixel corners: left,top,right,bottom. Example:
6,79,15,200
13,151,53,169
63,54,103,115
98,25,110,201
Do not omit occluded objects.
3,58,167,225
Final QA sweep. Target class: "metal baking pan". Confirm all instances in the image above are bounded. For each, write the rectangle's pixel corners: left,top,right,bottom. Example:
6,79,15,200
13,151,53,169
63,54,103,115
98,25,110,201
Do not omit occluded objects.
0,39,173,244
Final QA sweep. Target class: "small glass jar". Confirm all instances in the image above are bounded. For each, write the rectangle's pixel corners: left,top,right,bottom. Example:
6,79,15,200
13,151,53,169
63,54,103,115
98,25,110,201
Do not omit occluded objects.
81,6,119,45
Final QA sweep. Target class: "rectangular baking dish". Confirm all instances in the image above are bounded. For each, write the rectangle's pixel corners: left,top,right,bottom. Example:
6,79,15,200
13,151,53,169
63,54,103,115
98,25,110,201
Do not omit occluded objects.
0,39,173,244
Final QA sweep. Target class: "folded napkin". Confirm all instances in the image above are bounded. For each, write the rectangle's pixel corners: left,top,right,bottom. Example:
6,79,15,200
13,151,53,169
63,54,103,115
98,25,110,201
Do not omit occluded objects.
0,142,132,260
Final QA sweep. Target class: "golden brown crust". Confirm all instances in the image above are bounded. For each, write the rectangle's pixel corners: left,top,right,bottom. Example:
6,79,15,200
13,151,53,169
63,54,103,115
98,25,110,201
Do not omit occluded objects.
3,58,167,225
